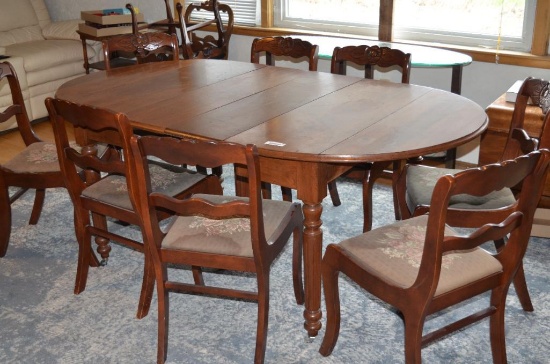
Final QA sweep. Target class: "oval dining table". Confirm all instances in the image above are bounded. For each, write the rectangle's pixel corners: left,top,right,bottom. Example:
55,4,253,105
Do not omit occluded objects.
55,59,488,339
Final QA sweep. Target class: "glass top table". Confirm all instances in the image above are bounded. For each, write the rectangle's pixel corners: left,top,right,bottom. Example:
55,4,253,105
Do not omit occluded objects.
295,35,472,95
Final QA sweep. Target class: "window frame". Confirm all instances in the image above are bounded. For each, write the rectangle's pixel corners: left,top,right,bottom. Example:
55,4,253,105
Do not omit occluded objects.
273,0,538,53
174,0,550,68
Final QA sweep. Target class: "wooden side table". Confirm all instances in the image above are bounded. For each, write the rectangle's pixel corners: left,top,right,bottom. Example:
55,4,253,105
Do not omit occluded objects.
481,93,550,237
77,31,136,73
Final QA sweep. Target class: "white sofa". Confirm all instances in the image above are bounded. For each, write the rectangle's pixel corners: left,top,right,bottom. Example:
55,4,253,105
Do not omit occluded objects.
0,0,100,132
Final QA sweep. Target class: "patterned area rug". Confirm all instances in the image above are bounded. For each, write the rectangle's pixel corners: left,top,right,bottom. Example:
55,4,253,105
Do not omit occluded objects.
1,167,549,363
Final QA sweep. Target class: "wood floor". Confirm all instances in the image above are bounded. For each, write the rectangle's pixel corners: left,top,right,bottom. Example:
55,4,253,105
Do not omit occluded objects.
0,120,74,165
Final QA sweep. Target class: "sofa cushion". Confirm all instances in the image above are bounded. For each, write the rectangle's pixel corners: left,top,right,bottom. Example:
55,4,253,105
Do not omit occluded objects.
30,0,52,29
0,0,44,47
42,20,82,41
6,40,89,73
0,26,44,48
0,0,39,32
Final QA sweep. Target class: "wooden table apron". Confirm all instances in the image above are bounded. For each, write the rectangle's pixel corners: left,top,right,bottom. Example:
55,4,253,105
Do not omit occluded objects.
55,59,488,338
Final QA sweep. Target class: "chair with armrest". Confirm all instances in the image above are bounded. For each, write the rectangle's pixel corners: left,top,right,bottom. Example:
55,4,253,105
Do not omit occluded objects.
320,149,550,363
148,0,178,35
0,61,66,257
330,45,412,232
45,98,222,319
250,36,340,204
176,0,234,60
395,77,550,311
128,135,304,363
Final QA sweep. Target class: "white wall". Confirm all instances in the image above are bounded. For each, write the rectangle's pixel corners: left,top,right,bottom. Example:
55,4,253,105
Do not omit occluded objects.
44,0,168,23
45,1,549,163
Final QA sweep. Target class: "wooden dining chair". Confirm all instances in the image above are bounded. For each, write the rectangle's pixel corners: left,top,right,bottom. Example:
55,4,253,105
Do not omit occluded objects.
249,36,342,205
251,36,319,71
320,149,550,363
176,0,234,60
148,0,178,35
0,62,66,257
45,98,222,319
395,77,550,312
128,134,304,364
102,31,180,71
330,45,412,232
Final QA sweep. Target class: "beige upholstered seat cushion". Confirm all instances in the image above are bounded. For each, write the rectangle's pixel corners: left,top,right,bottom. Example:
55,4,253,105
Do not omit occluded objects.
2,142,60,173
82,163,206,211
338,215,503,297
405,165,516,212
161,194,295,257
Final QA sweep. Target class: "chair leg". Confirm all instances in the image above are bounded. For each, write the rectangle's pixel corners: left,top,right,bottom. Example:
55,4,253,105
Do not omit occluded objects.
261,182,272,199
74,210,92,294
137,253,155,319
489,290,508,364
292,225,304,305
403,313,424,364
0,184,11,257
327,181,341,207
362,172,376,233
191,265,205,285
90,212,112,265
28,188,46,225
511,262,534,311
157,266,170,364
494,238,533,311
362,162,390,233
254,273,270,364
281,186,293,202
391,161,402,221
319,246,342,357
212,165,223,177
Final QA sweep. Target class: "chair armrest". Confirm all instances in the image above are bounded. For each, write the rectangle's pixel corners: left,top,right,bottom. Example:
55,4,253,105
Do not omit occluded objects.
42,19,82,41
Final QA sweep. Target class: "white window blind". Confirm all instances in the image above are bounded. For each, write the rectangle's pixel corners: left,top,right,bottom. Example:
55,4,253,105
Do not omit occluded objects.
184,0,259,26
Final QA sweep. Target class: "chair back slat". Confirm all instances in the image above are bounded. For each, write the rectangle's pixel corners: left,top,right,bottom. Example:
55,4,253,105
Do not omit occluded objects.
102,31,179,70
425,150,550,262
0,62,40,145
331,45,411,83
130,134,262,223
251,36,319,71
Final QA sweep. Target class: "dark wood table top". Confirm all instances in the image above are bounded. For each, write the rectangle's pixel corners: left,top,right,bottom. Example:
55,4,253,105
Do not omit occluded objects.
56,59,487,164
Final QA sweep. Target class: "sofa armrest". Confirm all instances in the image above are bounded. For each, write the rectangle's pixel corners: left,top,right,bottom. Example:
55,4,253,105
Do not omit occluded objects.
42,19,82,41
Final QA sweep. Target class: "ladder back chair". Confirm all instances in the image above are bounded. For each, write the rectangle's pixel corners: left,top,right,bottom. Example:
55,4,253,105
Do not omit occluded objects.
320,149,550,363
45,98,222,319
0,62,65,257
250,36,338,204
176,0,234,60
128,135,304,364
395,77,550,311
330,45,412,232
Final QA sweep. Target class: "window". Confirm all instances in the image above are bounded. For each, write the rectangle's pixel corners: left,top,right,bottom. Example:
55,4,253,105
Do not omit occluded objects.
274,0,537,52
274,0,379,37
392,0,536,52
184,0,259,26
